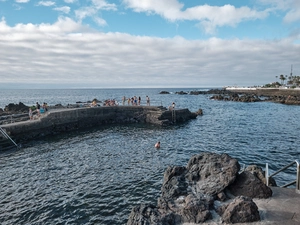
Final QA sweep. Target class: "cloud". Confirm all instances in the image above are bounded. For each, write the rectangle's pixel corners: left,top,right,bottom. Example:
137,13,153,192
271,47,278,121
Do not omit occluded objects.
91,0,117,11
15,0,30,3
258,0,300,23
0,17,299,88
74,0,117,26
54,6,71,14
283,1,300,23
93,17,107,26
0,16,88,34
37,1,55,7
123,0,269,34
64,0,76,3
75,7,97,21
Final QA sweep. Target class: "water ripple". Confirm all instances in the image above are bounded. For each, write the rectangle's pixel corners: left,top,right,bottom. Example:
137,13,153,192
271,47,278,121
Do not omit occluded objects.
1,89,300,224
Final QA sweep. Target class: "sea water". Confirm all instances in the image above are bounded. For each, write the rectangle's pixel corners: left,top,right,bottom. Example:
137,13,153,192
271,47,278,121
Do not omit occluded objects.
0,88,299,225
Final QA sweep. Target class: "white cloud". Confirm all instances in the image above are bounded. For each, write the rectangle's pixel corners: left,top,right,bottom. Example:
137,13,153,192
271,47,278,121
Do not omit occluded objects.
54,6,71,14
284,8,300,23
37,1,55,7
74,0,117,26
123,0,269,34
64,0,76,3
283,0,300,23
92,0,117,11
258,0,300,23
0,17,87,34
75,7,97,21
15,0,30,3
0,17,299,88
93,17,107,26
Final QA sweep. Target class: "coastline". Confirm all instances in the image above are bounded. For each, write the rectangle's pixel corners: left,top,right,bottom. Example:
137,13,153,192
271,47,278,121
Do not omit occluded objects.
225,87,300,97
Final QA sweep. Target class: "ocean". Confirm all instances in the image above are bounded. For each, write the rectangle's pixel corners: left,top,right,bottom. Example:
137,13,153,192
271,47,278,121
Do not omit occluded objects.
0,88,299,225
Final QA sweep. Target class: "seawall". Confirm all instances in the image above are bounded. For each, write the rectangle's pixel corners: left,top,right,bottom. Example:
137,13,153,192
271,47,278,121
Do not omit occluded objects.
1,106,198,142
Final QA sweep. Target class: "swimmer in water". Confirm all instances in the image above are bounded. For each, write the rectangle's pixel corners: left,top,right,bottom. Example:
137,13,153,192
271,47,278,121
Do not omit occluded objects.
155,141,160,148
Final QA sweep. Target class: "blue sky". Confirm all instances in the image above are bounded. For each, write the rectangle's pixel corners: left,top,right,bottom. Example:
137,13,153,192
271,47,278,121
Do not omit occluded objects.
0,0,299,88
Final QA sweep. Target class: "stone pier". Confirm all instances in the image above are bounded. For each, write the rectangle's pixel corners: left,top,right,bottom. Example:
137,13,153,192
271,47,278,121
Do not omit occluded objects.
1,106,198,142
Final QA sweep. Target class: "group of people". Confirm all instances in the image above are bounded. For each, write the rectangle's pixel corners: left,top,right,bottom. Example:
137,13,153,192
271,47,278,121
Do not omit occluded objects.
121,96,151,106
103,99,118,106
28,102,48,120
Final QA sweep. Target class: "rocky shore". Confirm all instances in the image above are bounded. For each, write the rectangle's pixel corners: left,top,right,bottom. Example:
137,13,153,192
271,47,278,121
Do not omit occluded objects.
160,88,300,105
127,152,275,225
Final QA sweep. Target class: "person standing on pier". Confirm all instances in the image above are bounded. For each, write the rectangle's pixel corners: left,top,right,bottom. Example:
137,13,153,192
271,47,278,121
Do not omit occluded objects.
36,102,41,117
29,108,33,120
146,96,150,106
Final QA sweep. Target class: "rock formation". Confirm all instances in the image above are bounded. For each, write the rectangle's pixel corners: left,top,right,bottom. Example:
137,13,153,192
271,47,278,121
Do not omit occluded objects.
2,102,29,114
127,152,273,225
159,91,170,94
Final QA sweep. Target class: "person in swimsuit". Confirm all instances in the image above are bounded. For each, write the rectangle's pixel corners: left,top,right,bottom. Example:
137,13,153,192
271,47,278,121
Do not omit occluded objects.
155,141,160,148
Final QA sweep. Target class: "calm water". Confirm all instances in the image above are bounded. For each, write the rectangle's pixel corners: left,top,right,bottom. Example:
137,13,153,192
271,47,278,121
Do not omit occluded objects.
0,88,299,225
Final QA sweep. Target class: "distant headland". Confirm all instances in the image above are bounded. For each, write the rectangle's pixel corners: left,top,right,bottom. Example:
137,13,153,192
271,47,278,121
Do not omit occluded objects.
159,87,300,105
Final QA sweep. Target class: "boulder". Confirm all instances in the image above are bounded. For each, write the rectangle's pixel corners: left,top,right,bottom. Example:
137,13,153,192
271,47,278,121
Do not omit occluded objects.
175,91,188,95
4,102,29,113
127,153,269,225
245,164,277,186
185,153,240,196
194,109,203,115
127,204,162,225
220,196,260,224
159,91,170,94
227,171,273,198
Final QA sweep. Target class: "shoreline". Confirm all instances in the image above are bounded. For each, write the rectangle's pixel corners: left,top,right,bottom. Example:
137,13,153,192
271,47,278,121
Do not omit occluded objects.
225,87,300,97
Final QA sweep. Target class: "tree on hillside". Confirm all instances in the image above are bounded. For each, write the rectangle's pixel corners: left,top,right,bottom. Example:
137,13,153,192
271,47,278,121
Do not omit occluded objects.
279,74,286,84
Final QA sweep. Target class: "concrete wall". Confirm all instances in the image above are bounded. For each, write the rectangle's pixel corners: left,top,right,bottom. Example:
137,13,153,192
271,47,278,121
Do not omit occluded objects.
1,106,197,142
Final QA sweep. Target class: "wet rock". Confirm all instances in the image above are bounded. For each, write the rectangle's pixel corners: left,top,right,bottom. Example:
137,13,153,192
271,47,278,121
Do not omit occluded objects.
127,204,162,225
127,153,269,225
175,91,188,95
217,191,227,202
245,164,277,186
4,102,29,113
220,196,260,224
194,109,203,115
159,91,170,94
185,153,240,196
210,93,261,102
227,171,273,198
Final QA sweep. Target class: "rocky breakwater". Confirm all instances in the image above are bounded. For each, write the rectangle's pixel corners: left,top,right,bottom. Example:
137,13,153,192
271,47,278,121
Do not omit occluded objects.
0,102,31,125
1,106,200,142
208,88,300,105
127,152,274,225
210,93,262,102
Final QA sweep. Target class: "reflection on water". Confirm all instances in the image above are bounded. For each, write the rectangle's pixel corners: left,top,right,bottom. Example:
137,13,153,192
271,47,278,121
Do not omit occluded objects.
0,88,300,225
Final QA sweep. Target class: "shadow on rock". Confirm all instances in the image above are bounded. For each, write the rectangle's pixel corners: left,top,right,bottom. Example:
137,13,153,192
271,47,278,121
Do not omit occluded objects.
127,152,274,225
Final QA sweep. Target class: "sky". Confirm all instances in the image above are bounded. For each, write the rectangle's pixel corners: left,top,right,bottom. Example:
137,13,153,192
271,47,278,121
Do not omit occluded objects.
0,0,299,89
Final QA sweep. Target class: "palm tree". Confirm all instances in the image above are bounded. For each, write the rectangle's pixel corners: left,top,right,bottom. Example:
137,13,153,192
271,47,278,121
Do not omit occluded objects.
279,74,285,85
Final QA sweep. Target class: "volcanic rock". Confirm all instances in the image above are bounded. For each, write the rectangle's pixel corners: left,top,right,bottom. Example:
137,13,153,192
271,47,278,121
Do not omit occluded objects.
245,164,277,186
227,171,273,199
159,91,170,94
219,196,260,224
4,102,29,114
